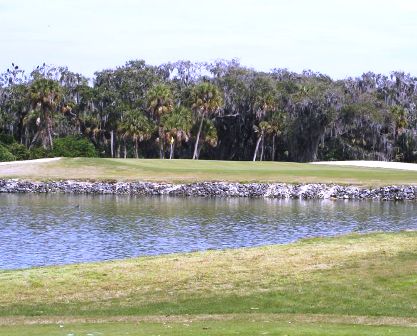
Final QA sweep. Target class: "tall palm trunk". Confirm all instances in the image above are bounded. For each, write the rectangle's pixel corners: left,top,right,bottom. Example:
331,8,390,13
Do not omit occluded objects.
134,138,139,159
123,142,127,159
260,136,265,161
30,111,54,150
253,134,263,161
159,126,164,159
271,134,276,161
25,127,29,147
47,121,53,150
169,142,174,159
193,116,204,160
44,108,53,150
29,131,40,149
18,117,25,145
110,130,114,158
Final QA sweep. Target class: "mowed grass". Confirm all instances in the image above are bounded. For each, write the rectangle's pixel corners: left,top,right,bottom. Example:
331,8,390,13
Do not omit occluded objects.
2,157,417,185
0,232,417,335
1,319,417,336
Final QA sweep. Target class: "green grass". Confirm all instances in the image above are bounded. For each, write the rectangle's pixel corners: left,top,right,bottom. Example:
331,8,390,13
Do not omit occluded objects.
1,319,416,336
1,157,417,186
0,232,416,335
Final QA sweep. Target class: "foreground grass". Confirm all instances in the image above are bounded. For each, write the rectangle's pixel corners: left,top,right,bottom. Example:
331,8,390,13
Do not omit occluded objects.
2,157,417,185
1,319,417,336
0,232,417,335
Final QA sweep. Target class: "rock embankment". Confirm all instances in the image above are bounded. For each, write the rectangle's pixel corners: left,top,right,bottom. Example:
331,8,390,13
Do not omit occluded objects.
1,179,417,200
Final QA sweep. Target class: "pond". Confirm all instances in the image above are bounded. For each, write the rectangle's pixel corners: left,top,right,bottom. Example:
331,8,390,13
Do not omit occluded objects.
1,194,416,269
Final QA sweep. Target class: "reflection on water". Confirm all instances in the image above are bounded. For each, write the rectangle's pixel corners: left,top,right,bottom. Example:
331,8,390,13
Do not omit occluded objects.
0,194,416,269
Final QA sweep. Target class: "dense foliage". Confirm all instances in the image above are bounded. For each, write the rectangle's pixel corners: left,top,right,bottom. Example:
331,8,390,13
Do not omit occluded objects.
50,136,97,158
1,60,416,162
0,143,15,161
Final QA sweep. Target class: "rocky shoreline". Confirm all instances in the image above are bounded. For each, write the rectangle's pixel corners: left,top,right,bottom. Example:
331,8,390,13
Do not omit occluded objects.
1,179,417,200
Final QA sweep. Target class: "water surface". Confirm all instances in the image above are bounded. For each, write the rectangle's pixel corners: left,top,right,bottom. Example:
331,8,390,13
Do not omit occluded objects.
1,194,416,269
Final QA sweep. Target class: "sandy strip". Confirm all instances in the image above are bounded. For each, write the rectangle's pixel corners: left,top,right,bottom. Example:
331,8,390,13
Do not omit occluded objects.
312,160,417,171
0,157,61,166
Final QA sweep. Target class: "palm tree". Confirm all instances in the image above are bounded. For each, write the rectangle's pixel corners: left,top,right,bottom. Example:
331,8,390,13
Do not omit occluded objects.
253,121,272,161
251,76,278,161
119,109,154,158
146,84,173,158
199,118,218,157
190,82,223,159
269,110,285,161
161,106,193,159
28,78,62,150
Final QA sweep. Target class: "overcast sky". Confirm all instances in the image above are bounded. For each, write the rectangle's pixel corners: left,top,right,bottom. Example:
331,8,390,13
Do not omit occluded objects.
1,0,416,79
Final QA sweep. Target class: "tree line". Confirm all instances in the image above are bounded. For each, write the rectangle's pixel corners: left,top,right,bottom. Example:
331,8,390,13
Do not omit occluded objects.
1,59,416,162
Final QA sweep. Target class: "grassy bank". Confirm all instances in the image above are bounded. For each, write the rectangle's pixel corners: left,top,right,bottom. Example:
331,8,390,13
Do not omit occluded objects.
2,157,417,185
1,232,416,335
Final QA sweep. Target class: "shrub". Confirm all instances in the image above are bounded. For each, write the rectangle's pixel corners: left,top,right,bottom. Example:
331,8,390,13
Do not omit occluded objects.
7,143,30,160
51,136,97,157
29,146,49,160
0,144,16,162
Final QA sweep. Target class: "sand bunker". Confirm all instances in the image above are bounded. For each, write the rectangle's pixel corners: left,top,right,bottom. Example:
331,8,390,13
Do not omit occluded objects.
312,160,417,171
0,157,61,166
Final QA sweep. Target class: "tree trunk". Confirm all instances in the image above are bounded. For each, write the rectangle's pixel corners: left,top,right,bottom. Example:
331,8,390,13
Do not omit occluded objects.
46,113,53,150
160,143,164,159
110,130,114,158
48,126,53,150
123,142,127,159
159,126,164,159
18,117,24,145
260,136,265,161
271,134,276,161
29,131,40,150
134,139,139,159
25,127,29,147
42,128,48,150
253,134,262,161
169,142,174,159
197,143,202,159
116,143,121,158
193,116,204,160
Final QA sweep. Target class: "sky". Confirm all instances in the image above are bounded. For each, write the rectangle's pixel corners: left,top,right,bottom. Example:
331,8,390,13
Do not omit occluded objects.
1,0,417,79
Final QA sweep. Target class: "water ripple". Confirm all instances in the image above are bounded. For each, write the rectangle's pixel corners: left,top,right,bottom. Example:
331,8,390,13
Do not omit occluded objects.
1,194,417,269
